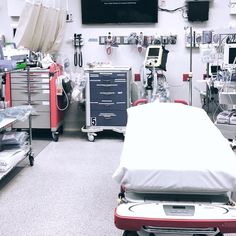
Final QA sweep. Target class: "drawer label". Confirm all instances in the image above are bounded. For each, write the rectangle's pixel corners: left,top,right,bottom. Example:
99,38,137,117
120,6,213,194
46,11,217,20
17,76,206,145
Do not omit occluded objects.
99,113,116,117
40,74,49,78
100,92,115,95
90,74,99,78
43,90,50,94
91,117,97,126
42,101,50,105
96,84,118,87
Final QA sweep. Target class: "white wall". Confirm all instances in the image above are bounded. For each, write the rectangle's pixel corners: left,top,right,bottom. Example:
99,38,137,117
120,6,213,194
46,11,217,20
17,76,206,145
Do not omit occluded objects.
0,1,14,39
60,0,235,106
0,0,236,130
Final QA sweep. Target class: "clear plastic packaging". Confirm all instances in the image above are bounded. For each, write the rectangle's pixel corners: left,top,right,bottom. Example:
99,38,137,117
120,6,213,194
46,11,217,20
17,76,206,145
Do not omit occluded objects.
0,131,29,152
2,105,37,122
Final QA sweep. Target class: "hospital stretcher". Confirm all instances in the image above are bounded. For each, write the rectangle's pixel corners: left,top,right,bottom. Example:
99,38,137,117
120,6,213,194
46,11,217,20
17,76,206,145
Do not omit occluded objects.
112,102,236,236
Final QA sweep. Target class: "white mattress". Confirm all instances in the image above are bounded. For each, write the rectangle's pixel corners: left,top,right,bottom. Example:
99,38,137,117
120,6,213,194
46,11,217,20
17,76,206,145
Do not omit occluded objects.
113,102,236,195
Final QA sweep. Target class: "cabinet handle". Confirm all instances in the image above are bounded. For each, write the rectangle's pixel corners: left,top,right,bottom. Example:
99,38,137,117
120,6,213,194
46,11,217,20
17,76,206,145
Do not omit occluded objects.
100,92,115,96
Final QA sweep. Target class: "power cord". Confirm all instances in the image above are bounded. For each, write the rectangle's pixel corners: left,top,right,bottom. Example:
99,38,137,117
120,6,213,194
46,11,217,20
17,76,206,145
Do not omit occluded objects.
158,5,187,18
56,84,70,111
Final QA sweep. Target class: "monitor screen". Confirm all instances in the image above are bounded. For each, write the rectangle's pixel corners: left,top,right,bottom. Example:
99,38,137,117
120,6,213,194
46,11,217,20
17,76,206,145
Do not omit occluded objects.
148,48,160,57
229,48,236,64
187,1,209,22
81,0,158,24
224,44,236,65
211,65,221,74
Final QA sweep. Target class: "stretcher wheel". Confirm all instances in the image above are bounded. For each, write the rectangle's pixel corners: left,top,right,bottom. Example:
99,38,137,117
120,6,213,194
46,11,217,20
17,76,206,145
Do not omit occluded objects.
122,231,138,236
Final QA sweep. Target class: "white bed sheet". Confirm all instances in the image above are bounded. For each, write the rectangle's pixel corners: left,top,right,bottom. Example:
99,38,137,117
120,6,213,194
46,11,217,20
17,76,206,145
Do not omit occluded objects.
0,149,26,172
112,102,236,195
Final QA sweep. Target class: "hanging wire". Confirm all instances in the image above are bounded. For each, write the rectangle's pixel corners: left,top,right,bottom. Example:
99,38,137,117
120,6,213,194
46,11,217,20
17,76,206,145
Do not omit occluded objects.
158,5,187,19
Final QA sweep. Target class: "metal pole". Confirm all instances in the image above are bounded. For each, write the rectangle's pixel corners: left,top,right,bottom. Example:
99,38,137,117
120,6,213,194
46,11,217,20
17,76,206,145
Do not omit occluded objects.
27,66,32,146
206,62,210,113
189,27,193,106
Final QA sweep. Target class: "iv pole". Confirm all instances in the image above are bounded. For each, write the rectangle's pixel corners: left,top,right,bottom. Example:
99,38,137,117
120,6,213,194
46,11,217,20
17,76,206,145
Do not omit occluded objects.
189,26,193,106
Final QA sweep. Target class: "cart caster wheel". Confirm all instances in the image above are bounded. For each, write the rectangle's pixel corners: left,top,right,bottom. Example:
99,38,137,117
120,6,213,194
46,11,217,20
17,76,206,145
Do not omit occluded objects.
87,133,95,142
123,231,138,236
29,155,34,166
52,132,59,142
58,125,64,134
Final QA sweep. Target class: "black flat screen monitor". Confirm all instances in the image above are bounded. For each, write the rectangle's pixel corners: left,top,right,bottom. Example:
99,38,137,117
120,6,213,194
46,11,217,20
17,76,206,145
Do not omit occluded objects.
187,1,209,22
229,48,236,64
81,0,158,24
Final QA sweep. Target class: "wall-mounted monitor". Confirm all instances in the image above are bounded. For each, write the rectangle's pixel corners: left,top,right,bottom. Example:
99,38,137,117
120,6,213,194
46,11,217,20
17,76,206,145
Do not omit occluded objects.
81,0,158,24
224,44,236,65
186,0,210,22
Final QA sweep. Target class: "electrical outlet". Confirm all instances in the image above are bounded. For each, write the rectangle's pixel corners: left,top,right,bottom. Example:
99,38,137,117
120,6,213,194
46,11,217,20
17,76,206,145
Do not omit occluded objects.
230,2,236,15
116,36,121,44
66,13,73,22
99,36,106,44
183,73,189,82
123,36,129,44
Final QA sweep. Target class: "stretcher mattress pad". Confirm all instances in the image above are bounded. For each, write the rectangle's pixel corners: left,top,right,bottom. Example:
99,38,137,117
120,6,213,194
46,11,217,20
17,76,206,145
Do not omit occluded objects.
113,102,236,195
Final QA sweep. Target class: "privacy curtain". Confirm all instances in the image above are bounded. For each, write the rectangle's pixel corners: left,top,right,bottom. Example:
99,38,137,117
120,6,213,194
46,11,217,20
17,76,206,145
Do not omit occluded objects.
14,0,67,53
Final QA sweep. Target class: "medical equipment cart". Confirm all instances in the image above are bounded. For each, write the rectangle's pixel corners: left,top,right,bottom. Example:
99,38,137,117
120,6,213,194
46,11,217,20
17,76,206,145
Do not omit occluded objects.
5,64,64,141
82,67,131,141
0,112,34,181
215,82,236,146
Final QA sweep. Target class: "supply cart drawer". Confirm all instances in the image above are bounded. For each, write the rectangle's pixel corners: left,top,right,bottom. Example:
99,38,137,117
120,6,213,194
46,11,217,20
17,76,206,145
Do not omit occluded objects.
11,89,50,100
10,83,50,90
11,77,50,84
90,83,127,97
11,71,49,79
90,110,127,126
89,72,127,79
12,100,50,112
90,101,127,111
